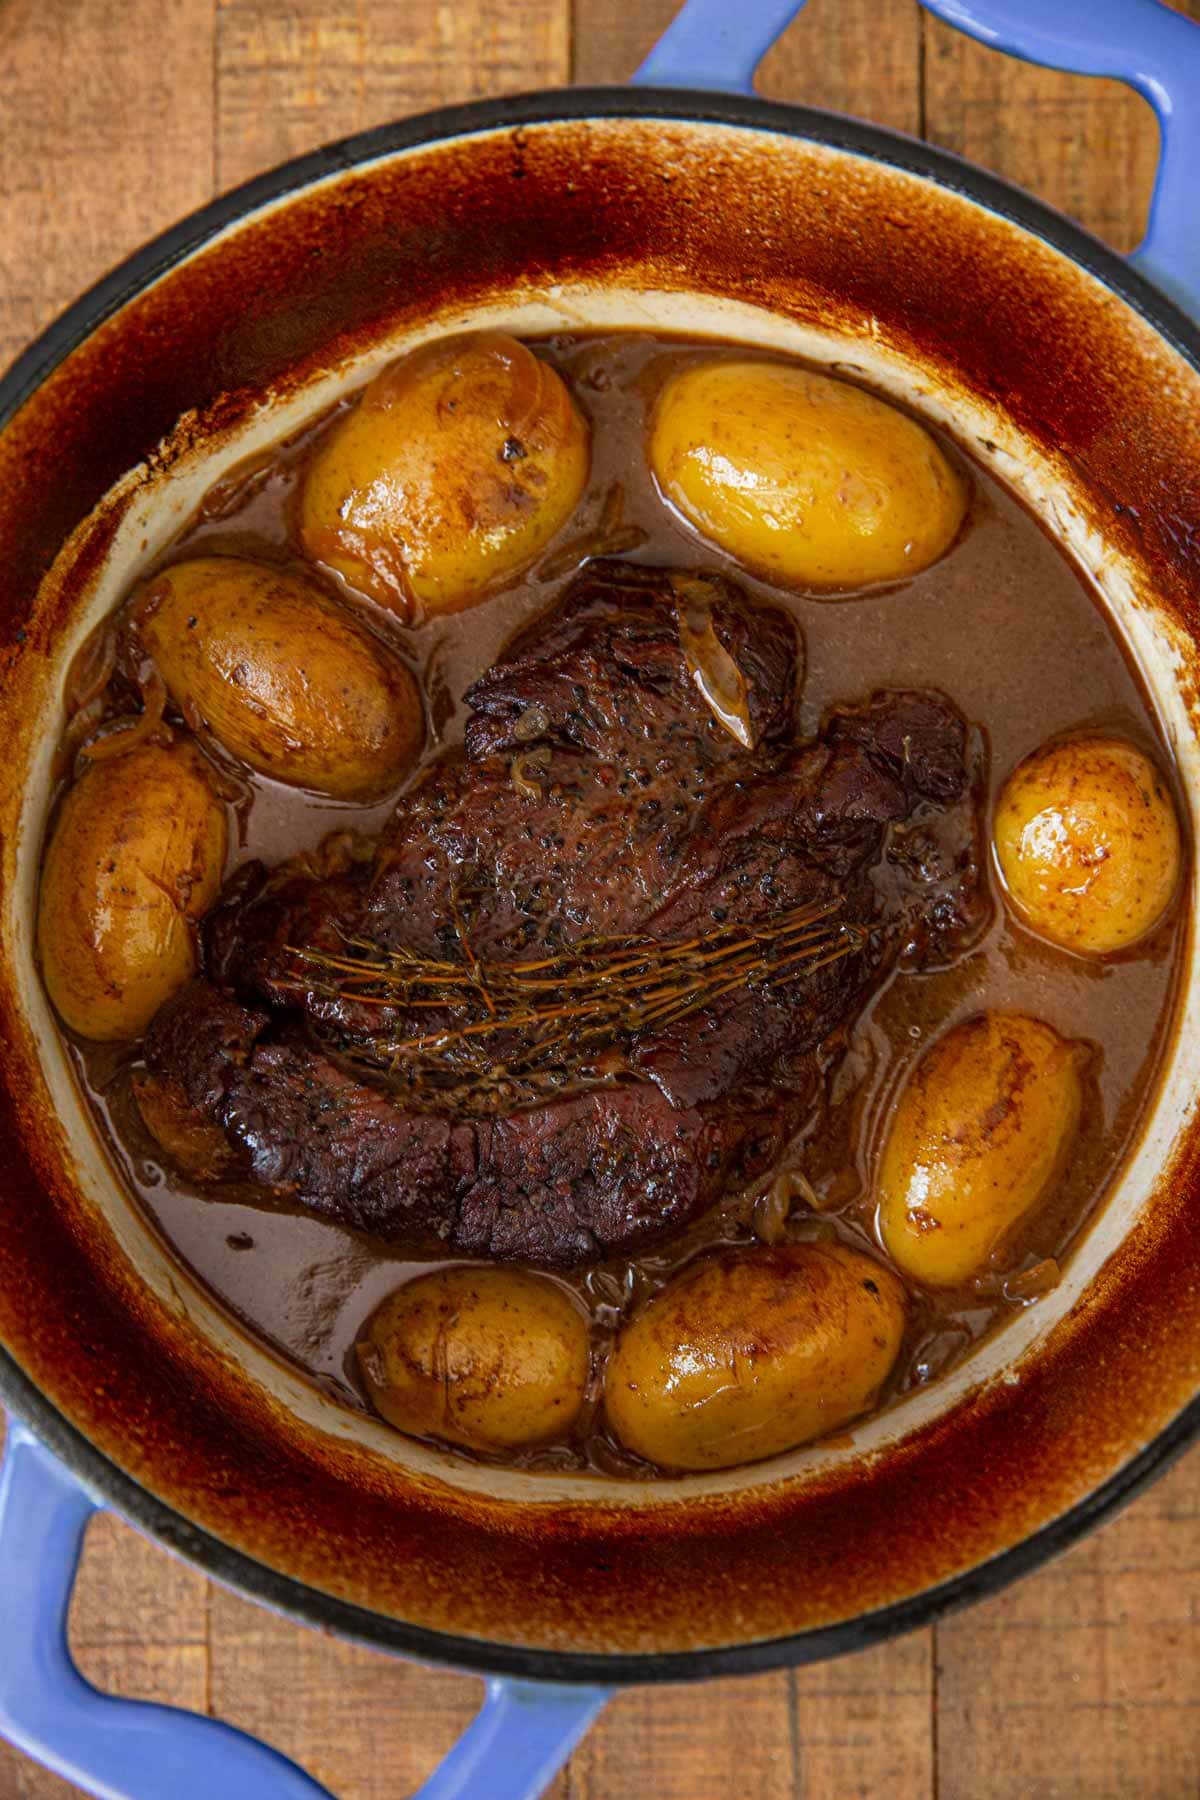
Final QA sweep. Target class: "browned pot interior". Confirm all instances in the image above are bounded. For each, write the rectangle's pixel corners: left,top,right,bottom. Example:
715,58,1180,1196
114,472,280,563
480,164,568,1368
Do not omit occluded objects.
2,100,1200,1674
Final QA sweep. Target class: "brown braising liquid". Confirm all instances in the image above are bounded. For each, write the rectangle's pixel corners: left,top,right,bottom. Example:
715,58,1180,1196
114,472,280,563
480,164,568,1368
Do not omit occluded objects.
65,334,1184,1474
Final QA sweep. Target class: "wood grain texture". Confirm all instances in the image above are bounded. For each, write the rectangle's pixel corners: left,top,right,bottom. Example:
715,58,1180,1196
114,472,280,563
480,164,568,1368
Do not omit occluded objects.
922,2,1200,250
0,1420,209,1799
571,0,921,132
4,1,1200,1797
0,0,215,371
206,1582,481,1798
936,1451,1200,1799
565,1673,795,1800
216,0,570,191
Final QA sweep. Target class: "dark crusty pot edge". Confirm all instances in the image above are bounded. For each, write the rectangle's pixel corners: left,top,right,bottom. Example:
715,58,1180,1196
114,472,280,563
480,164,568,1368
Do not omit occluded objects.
1,85,1199,1682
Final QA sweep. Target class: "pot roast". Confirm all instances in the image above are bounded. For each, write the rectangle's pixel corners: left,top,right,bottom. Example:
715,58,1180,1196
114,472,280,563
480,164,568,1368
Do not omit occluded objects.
138,561,984,1266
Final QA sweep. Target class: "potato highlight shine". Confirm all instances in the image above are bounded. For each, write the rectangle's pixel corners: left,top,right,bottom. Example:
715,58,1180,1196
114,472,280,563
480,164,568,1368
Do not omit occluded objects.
38,741,227,1041
994,735,1181,956
649,359,967,590
604,1243,906,1470
878,1010,1087,1288
300,331,590,616
357,1266,590,1454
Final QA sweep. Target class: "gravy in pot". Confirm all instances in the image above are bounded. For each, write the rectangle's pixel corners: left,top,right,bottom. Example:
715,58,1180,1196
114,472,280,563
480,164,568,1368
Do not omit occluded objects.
53,333,1183,1474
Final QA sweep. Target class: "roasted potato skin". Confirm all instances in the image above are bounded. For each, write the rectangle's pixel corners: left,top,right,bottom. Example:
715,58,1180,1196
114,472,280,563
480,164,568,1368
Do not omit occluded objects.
38,741,227,1041
140,556,423,801
994,735,1182,956
356,1266,590,1453
299,331,590,616
604,1242,906,1471
878,1010,1086,1288
649,359,968,590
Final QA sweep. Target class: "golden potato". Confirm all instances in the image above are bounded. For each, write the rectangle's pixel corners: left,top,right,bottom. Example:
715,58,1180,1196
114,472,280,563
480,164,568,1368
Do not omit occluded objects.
356,1266,590,1453
38,741,226,1041
299,332,590,616
139,557,422,800
878,1011,1087,1288
649,359,968,590
604,1243,906,1471
994,735,1181,956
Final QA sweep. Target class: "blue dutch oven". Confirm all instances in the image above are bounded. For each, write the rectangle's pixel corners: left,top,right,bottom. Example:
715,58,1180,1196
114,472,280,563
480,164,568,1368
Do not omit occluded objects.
2,1,1200,1796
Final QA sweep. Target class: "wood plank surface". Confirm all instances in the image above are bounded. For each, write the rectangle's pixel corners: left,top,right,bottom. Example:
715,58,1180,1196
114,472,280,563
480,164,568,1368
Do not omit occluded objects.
0,0,216,371
922,12,1169,250
2,3,1200,1797
0,1420,211,1800
216,0,570,191
936,1452,1200,1799
573,0,923,133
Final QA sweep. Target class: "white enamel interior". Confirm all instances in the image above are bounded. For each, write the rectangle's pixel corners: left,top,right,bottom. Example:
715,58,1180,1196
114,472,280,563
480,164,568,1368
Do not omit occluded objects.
9,179,1200,1513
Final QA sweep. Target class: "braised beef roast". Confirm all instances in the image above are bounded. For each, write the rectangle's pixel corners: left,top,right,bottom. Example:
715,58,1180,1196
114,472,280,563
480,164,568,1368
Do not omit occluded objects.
139,562,984,1266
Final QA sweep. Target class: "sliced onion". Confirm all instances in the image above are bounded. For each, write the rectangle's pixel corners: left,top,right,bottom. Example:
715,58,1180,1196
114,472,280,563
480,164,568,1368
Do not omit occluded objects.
64,620,117,715
751,1167,821,1244
510,744,551,799
1003,1257,1061,1303
672,575,756,749
430,332,548,445
54,695,106,779
752,1178,791,1244
79,663,169,763
535,484,647,583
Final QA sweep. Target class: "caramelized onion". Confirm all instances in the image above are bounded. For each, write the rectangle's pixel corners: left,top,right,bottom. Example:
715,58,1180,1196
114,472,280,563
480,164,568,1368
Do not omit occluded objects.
64,621,117,715
303,829,377,880
908,1324,972,1387
431,331,546,441
536,523,647,584
510,745,551,799
752,1181,792,1245
54,695,107,779
196,452,276,523
534,482,648,584
672,575,755,748
512,703,551,744
751,1167,821,1244
79,666,169,762
1003,1256,1061,1303
787,1216,839,1246
79,717,170,762
124,575,168,636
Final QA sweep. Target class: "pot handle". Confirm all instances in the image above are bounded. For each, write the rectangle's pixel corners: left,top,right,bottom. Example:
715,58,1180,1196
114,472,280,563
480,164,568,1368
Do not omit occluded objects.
0,1421,335,1798
633,0,808,93
917,0,1200,317
409,1681,609,1800
635,0,1200,319
0,1420,608,1800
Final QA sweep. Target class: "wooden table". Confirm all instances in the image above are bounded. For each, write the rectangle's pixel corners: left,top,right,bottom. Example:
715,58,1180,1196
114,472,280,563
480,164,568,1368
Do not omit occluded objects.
3,2,1200,1793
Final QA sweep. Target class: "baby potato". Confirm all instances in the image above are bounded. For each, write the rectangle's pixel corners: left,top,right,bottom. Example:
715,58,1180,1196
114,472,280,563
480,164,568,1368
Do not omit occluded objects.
604,1243,906,1471
994,735,1181,956
878,1011,1087,1289
356,1266,590,1453
38,741,226,1041
140,557,422,801
649,359,967,590
299,331,590,616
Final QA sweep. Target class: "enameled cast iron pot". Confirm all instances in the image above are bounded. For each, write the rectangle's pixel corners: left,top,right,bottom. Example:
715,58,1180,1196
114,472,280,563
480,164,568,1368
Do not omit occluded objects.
3,1,1200,1793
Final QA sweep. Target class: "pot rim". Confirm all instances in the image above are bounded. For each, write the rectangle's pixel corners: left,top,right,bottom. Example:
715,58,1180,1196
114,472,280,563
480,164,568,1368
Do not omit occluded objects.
3,82,1199,1686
